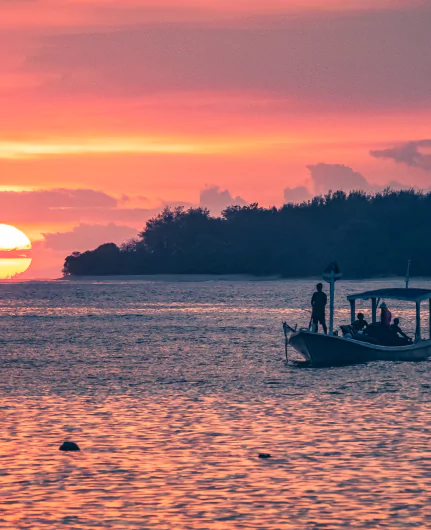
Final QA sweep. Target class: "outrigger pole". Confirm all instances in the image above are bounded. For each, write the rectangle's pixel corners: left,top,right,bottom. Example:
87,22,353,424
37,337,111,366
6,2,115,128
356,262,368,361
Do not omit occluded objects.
283,322,289,361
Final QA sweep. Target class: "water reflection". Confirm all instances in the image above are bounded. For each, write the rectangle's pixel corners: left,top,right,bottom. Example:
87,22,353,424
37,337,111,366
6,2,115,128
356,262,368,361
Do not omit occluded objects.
1,395,431,529
0,279,430,528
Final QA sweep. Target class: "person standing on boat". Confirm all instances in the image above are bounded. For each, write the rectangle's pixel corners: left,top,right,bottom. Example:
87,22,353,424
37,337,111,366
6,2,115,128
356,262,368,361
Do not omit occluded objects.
311,283,328,334
380,302,392,326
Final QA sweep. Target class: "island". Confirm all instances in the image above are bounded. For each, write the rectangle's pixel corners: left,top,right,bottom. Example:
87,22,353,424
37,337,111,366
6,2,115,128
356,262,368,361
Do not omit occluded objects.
62,189,430,278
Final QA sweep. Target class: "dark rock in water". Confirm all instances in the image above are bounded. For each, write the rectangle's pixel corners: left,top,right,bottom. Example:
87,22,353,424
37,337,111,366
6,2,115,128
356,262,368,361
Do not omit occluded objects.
258,453,271,459
59,441,80,452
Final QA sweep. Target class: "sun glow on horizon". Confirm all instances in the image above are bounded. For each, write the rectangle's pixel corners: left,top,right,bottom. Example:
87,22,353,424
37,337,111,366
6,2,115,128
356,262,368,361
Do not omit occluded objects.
0,133,328,160
0,224,32,279
0,138,235,159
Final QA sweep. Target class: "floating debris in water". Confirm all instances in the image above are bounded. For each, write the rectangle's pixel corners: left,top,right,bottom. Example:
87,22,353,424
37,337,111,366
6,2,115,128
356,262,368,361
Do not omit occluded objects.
258,453,271,459
59,441,80,452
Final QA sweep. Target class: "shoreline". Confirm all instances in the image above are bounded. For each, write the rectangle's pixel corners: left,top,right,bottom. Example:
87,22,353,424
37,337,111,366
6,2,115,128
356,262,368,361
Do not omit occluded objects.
3,274,428,283
56,274,426,283
59,274,285,282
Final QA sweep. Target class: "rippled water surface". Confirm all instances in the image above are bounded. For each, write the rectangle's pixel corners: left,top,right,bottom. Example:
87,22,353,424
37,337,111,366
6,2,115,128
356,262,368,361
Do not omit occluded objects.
1,278,431,529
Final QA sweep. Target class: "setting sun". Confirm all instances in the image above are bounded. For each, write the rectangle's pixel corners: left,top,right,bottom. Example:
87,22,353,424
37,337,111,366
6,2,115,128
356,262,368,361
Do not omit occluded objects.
0,224,32,279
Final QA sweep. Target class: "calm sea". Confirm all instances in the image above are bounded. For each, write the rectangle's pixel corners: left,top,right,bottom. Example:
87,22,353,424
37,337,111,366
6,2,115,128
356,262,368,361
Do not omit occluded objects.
1,278,430,529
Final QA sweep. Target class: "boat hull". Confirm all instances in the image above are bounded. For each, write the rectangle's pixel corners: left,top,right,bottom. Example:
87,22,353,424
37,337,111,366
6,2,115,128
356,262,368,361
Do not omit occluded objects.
289,331,431,367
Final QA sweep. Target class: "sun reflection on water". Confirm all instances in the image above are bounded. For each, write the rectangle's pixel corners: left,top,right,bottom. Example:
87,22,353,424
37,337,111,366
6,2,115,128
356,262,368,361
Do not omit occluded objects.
1,396,431,529
0,278,430,528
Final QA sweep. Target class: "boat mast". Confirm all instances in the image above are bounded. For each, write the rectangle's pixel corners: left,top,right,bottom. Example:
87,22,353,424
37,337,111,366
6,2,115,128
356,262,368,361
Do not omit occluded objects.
405,260,411,289
322,262,342,336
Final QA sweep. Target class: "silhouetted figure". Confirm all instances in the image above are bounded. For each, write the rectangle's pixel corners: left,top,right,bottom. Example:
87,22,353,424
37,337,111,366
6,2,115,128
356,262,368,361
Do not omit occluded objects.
380,302,392,327
352,313,368,331
391,318,411,345
366,302,395,345
311,283,328,334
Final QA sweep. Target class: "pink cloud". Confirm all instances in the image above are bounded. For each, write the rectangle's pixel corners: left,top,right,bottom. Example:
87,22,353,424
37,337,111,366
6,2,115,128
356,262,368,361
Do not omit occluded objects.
284,163,409,204
200,186,247,215
0,249,31,259
19,222,139,279
0,188,160,225
371,140,431,171
42,222,137,251
0,188,116,209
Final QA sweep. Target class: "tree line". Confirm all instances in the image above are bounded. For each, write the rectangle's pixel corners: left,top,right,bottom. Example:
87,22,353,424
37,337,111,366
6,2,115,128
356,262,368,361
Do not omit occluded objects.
62,189,431,278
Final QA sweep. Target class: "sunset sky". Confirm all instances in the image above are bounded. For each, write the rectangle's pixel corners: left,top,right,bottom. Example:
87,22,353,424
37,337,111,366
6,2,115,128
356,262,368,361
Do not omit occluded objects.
1,0,430,277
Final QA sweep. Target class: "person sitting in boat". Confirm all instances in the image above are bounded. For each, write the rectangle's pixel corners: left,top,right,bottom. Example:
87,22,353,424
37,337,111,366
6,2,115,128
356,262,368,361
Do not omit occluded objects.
380,302,392,326
352,313,368,331
390,318,412,345
363,303,393,345
311,283,328,334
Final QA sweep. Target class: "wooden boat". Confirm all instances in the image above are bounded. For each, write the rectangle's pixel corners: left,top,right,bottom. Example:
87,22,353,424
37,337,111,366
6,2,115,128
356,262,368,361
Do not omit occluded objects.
285,287,431,367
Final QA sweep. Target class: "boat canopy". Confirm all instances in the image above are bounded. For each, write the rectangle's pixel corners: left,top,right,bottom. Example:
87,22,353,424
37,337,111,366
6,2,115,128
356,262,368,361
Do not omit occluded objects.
347,288,431,341
347,288,431,303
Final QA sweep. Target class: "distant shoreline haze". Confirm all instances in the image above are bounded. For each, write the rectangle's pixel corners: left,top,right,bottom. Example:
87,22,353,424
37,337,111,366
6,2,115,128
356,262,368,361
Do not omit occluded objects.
62,189,429,278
